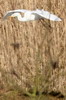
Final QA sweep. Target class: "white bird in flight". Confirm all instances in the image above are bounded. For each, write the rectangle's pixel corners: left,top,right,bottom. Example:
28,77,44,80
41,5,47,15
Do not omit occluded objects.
3,9,62,22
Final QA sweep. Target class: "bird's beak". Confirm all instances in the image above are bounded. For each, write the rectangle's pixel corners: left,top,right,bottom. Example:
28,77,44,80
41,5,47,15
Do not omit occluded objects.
10,16,15,18
8,16,14,20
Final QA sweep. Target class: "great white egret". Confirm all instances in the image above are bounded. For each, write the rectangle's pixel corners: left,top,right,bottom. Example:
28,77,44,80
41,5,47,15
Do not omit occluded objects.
3,9,62,21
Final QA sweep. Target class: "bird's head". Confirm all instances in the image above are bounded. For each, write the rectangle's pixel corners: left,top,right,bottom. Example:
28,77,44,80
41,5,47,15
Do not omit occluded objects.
10,13,19,18
9,12,23,21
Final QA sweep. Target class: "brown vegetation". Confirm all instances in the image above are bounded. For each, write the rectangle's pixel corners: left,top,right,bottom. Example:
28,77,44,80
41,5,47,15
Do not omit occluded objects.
0,0,66,97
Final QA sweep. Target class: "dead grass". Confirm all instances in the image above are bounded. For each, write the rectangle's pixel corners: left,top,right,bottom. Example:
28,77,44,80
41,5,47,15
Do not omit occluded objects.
0,0,66,96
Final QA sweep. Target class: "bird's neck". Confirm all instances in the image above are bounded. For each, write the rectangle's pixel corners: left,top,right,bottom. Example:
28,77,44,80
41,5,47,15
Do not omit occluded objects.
17,13,27,21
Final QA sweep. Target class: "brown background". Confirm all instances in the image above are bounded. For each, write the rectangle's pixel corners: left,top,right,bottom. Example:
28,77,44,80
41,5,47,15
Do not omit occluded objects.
0,0,66,96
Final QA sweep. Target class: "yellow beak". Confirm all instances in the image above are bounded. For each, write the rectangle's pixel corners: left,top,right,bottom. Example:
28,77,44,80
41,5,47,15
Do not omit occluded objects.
8,16,14,20
10,16,15,18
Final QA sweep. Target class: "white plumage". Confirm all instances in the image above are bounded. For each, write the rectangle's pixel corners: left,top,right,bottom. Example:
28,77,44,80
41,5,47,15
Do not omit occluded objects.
3,9,62,21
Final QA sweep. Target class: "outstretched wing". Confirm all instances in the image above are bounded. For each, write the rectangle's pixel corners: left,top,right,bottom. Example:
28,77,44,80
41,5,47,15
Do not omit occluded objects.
31,9,62,21
3,9,30,19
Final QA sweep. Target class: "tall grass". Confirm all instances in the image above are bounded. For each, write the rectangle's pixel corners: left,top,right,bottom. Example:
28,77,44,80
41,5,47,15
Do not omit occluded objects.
0,0,66,97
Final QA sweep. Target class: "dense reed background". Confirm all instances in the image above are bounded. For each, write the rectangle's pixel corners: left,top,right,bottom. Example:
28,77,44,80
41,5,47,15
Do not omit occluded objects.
0,0,66,96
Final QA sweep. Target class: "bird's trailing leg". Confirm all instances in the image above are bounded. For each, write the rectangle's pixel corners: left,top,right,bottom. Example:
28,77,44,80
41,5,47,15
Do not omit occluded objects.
40,19,52,32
